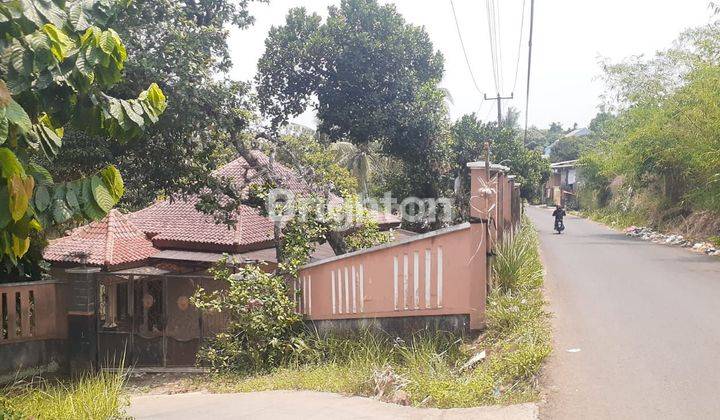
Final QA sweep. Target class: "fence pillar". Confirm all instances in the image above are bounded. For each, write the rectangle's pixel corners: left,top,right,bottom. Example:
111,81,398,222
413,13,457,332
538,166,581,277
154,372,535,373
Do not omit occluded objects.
466,162,509,330
64,267,101,375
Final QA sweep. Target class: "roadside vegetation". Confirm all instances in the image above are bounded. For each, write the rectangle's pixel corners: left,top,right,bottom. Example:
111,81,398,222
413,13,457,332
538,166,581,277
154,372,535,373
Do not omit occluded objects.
575,13,720,240
1,371,127,420
190,218,551,408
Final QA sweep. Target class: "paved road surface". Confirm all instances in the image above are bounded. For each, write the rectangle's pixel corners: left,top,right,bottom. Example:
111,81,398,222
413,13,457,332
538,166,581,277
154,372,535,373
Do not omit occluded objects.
527,206,720,419
128,391,537,419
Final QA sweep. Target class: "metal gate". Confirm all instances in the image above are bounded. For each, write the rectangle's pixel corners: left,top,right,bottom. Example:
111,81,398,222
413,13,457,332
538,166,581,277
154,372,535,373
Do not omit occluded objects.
96,273,227,368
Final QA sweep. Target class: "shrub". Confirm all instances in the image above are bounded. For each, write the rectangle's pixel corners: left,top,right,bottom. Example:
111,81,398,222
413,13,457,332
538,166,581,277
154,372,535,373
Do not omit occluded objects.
200,218,552,408
192,260,307,373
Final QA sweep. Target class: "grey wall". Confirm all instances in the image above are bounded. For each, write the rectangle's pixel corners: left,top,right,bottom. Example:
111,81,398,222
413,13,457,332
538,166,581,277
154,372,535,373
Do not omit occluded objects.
0,339,69,384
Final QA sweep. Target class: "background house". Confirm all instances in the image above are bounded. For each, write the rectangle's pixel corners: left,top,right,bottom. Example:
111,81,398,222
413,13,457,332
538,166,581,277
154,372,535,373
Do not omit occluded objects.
544,160,580,208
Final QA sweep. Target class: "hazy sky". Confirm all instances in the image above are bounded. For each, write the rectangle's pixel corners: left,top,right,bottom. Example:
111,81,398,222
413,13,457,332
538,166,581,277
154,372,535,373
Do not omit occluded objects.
228,0,712,130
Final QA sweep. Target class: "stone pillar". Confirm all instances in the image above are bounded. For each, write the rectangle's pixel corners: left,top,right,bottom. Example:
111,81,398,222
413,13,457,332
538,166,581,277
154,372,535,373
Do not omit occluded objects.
64,267,101,375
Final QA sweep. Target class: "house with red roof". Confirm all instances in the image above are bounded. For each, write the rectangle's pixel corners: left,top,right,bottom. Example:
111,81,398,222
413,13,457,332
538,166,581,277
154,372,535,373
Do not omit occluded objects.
44,151,402,272
41,152,404,368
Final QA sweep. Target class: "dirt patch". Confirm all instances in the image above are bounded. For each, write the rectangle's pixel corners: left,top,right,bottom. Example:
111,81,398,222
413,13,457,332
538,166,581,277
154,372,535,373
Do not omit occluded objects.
124,372,209,395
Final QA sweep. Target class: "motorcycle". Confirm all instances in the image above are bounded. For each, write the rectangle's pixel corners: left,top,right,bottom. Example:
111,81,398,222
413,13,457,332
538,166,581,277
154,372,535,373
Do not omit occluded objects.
554,218,565,234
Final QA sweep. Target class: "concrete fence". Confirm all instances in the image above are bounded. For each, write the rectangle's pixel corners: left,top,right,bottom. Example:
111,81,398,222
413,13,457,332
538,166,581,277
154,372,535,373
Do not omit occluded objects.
0,280,68,382
0,280,66,343
297,161,520,331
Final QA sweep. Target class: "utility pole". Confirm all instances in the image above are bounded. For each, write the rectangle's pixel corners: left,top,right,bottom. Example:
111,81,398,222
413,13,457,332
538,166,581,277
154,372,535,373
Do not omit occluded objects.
484,92,514,128
483,92,514,178
523,0,535,143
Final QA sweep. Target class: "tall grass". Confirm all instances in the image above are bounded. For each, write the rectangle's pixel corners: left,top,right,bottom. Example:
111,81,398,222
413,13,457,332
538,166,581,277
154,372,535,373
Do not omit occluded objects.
1,370,128,420
203,217,551,408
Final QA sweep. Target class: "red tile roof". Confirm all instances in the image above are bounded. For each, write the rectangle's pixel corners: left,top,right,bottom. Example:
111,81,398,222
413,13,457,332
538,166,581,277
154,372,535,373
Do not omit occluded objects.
44,150,401,266
43,209,158,267
129,198,275,251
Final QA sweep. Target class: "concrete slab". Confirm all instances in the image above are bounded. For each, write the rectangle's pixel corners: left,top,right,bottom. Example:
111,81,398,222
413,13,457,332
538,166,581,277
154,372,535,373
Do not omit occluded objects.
128,390,538,420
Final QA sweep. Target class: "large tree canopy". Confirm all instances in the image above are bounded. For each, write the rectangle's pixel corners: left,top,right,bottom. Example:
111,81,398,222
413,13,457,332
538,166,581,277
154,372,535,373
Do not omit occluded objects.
49,0,262,209
256,0,445,159
0,0,166,270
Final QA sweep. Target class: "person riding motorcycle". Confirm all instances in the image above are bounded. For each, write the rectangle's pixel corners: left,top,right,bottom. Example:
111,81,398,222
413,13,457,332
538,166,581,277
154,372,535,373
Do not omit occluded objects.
552,205,566,233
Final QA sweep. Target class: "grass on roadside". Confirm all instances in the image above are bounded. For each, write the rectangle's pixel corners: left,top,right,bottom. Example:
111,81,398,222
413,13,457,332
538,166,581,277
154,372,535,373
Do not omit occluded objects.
578,207,647,229
1,370,128,420
195,217,552,408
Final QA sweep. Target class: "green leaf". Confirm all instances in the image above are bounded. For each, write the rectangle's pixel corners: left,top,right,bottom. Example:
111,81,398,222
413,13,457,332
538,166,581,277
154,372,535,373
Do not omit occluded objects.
42,24,74,61
5,99,32,134
100,165,123,201
52,199,72,224
66,187,79,210
34,184,51,212
8,174,33,222
90,175,114,212
121,100,143,127
27,162,54,185
67,0,91,31
33,0,67,28
0,148,25,178
140,83,167,113
99,30,115,54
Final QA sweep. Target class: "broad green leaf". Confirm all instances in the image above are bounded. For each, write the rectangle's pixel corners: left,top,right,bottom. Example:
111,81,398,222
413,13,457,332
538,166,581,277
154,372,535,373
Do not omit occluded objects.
33,0,66,28
19,0,42,27
8,174,33,221
52,199,72,224
35,123,62,158
99,30,115,54
42,24,74,61
109,29,126,61
100,165,123,201
11,234,30,258
5,99,32,134
83,197,106,221
121,100,143,127
90,174,114,212
67,0,91,31
27,162,54,185
34,184,50,212
141,83,167,113
66,187,79,210
0,148,25,178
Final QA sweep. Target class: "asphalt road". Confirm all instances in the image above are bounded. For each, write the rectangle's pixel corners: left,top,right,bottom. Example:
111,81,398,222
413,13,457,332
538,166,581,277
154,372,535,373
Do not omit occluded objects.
526,206,720,419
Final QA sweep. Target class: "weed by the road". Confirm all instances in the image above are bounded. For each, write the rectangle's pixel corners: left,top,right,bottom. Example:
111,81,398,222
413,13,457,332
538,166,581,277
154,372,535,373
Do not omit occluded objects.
197,217,552,408
580,208,647,229
1,370,128,419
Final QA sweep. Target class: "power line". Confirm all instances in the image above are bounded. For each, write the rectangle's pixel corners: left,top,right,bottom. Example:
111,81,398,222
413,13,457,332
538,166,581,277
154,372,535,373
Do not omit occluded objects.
485,0,500,93
523,0,536,143
511,0,528,94
449,0,484,95
495,0,505,90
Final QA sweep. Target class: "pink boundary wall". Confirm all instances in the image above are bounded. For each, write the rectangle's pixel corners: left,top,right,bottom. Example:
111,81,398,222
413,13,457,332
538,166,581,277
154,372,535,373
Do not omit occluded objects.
297,162,518,330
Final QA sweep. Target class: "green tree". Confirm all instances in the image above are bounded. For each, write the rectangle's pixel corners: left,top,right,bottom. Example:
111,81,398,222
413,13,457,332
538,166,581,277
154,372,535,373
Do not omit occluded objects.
581,20,720,219
0,0,165,270
256,0,447,198
48,0,262,209
450,114,550,206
